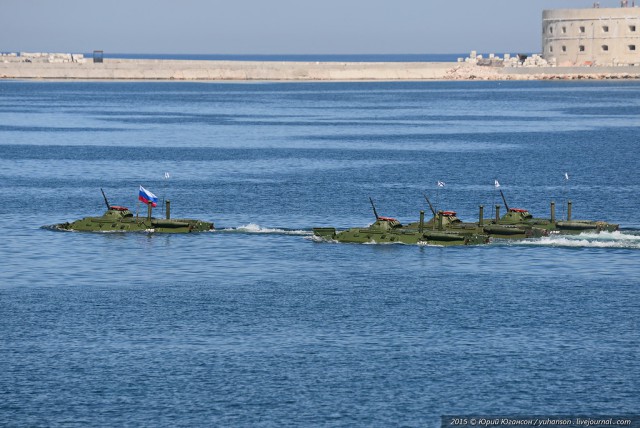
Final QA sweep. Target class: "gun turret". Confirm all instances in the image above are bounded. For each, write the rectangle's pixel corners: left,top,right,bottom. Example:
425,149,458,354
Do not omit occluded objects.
499,189,510,212
369,197,380,220
100,188,111,210
423,194,437,217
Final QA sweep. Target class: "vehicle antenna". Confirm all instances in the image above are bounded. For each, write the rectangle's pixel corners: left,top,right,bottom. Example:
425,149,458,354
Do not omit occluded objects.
423,194,437,217
369,197,380,220
100,188,111,210
499,189,510,212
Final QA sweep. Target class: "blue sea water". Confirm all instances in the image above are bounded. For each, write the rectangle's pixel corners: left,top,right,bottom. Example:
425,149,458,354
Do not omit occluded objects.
0,80,639,427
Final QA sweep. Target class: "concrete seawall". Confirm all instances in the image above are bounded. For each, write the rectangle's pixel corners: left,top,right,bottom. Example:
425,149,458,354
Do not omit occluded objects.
0,58,455,80
1,58,640,81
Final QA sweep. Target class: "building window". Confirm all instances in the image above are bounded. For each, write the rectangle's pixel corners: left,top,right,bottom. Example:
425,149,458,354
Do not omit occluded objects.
562,26,567,34
549,26,553,34
602,45,609,51
562,45,567,52
629,45,637,51
602,25,609,32
549,45,554,53
579,26,586,33
579,45,585,52
630,25,637,32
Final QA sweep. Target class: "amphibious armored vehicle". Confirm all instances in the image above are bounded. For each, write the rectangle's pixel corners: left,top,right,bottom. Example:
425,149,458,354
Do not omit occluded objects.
409,192,618,240
404,194,551,240
52,189,214,233
312,198,489,246
488,190,618,235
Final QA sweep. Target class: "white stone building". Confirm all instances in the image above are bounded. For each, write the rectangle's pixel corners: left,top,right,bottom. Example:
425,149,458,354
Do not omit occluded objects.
542,5,640,66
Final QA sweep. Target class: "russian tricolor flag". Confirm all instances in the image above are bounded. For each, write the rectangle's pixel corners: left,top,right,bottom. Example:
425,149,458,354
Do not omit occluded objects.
139,185,158,207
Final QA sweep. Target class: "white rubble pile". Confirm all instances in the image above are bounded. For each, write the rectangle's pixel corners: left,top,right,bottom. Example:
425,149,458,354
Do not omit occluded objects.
6,52,87,64
458,50,550,67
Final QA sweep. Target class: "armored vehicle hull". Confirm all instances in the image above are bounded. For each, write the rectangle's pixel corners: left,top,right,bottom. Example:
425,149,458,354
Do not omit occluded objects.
52,190,214,233
313,225,488,246
54,207,213,233
313,205,489,246
415,194,618,241
487,199,618,235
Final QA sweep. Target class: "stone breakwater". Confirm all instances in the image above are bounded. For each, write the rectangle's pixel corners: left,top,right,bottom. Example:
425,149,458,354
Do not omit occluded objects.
1,58,640,81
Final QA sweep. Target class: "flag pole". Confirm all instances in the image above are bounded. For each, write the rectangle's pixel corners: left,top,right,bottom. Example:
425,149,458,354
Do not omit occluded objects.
436,180,445,212
162,172,170,217
493,179,500,214
563,172,569,220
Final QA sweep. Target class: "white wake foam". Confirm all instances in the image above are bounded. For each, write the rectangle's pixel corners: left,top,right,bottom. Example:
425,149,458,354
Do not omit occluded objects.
219,223,312,236
515,231,640,249
308,235,444,246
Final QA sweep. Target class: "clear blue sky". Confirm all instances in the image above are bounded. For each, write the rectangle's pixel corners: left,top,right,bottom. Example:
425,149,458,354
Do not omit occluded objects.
1,0,629,55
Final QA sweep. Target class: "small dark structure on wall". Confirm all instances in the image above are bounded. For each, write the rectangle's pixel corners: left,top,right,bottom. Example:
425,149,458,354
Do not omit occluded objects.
93,50,104,63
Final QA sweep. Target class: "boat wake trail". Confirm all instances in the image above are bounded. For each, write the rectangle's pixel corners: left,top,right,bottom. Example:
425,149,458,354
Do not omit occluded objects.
217,223,313,236
515,231,640,249
306,235,446,246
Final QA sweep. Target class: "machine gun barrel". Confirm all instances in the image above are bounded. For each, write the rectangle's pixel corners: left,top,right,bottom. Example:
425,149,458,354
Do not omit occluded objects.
423,194,437,217
499,189,510,212
100,188,111,210
369,197,380,220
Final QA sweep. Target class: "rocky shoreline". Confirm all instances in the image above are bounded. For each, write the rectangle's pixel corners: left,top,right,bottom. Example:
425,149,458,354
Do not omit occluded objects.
445,63,640,80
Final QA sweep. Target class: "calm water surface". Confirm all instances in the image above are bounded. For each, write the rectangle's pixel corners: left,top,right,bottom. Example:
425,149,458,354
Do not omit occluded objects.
0,80,639,427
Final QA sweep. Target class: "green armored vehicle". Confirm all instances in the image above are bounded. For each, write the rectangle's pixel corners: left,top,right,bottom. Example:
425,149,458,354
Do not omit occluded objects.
405,194,549,240
313,198,489,246
53,189,214,233
411,191,618,240
490,190,618,235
